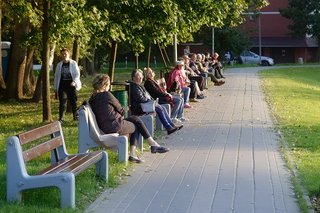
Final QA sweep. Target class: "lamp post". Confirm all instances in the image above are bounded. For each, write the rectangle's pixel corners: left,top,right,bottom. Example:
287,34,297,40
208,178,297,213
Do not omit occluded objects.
212,27,215,55
258,13,262,65
173,22,178,62
243,11,280,65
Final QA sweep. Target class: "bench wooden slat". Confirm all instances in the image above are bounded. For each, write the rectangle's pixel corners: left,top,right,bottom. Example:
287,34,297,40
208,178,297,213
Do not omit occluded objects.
19,122,61,145
22,136,64,162
38,151,103,176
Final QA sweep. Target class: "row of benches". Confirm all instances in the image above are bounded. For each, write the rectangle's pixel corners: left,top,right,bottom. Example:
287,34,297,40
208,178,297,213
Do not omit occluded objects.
6,103,170,209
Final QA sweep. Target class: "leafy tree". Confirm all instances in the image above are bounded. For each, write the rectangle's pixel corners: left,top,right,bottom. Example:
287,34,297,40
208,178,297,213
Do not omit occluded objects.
281,0,320,40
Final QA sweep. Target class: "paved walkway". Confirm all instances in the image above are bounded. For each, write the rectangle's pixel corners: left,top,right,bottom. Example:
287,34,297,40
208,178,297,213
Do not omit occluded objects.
85,67,300,213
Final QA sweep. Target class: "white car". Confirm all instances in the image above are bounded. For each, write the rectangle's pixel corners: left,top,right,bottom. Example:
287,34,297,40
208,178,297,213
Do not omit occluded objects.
240,51,274,66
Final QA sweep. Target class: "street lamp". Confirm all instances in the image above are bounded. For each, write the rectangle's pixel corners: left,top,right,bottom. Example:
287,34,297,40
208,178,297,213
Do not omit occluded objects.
212,27,215,55
173,22,178,62
243,11,280,65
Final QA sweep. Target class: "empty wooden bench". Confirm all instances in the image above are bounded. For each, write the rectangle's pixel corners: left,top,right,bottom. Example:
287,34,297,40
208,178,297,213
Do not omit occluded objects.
6,121,108,208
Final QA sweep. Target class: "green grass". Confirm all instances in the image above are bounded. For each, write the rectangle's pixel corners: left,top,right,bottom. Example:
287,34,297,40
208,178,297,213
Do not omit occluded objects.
260,66,320,212
0,65,169,212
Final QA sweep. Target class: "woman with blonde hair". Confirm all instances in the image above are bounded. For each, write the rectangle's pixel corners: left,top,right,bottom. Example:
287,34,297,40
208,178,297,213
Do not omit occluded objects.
129,69,183,134
89,74,169,163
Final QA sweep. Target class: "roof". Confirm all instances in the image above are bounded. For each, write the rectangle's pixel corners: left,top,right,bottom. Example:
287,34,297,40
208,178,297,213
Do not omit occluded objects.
250,37,318,48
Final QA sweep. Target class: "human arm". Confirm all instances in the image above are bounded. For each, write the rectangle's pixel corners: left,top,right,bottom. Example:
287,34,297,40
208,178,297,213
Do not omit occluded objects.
130,83,150,103
107,92,125,116
144,79,169,99
70,60,82,91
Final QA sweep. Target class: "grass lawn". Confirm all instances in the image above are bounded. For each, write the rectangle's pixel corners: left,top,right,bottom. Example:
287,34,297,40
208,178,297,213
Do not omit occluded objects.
0,65,167,212
260,66,320,211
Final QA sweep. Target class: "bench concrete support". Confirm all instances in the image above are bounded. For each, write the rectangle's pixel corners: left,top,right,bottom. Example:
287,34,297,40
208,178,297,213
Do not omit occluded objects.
78,105,128,162
137,114,154,151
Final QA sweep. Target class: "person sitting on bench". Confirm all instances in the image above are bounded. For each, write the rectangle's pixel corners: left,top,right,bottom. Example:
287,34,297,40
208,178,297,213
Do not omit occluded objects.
89,74,169,163
143,67,186,124
129,69,183,135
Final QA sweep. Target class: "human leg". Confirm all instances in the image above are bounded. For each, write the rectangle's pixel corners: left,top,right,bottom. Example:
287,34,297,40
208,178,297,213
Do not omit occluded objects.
176,97,185,119
66,86,78,120
117,120,136,154
171,96,184,119
125,115,151,139
58,87,67,121
188,81,197,99
155,105,175,130
126,115,169,154
182,86,191,103
190,76,205,91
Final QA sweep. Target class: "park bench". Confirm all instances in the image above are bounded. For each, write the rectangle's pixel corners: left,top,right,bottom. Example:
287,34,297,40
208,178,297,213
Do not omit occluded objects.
6,121,108,209
78,104,128,162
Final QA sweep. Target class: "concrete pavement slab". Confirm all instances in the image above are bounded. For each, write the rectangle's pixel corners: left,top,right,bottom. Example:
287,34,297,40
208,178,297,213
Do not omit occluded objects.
85,67,301,213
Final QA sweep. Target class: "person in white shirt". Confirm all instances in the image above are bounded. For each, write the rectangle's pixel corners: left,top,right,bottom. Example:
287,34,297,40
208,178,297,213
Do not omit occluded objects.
54,48,82,121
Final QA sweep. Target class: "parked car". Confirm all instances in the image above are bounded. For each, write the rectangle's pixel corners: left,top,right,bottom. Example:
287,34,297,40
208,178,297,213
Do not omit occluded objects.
239,51,274,66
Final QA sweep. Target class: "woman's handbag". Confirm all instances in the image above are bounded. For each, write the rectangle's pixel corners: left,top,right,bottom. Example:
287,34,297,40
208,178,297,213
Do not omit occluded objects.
140,99,158,113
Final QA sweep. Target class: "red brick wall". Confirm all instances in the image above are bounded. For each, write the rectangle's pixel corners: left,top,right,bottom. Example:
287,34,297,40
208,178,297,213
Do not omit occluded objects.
242,0,292,37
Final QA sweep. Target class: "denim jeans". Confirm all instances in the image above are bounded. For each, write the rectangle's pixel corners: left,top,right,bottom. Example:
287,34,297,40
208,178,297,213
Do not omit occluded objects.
171,96,184,119
182,86,191,104
155,105,175,130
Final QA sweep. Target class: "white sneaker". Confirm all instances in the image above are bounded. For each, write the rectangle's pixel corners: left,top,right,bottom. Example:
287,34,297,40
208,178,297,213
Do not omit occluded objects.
178,117,189,122
172,118,182,124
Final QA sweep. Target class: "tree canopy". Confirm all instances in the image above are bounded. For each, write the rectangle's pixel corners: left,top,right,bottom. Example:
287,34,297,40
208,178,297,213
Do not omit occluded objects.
280,0,320,38
0,0,268,121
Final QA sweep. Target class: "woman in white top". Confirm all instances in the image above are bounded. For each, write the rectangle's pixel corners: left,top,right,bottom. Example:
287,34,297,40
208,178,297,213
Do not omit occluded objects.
54,48,82,121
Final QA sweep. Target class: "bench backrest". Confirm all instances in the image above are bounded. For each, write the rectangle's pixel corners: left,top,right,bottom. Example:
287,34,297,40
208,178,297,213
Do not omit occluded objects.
78,105,119,153
17,121,66,163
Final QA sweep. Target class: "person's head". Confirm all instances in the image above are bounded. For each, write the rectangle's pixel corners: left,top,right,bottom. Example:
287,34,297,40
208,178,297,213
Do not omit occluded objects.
201,54,206,61
92,74,110,92
213,52,219,59
175,60,184,69
182,55,190,63
190,53,197,61
131,69,144,84
60,48,71,62
144,67,155,80
197,54,202,61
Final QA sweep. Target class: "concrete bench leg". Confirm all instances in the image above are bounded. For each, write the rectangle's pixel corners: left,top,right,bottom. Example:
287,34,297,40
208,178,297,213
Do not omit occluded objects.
59,174,76,208
95,151,108,180
138,114,154,151
117,136,128,163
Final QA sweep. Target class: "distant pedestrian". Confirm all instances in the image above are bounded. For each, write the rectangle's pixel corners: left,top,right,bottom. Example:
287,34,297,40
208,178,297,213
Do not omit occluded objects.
54,48,82,121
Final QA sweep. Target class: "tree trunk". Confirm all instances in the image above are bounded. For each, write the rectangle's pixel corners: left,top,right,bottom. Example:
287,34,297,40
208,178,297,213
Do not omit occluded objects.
41,0,52,122
147,43,151,68
108,40,117,83
23,48,36,96
32,72,42,102
66,41,80,114
5,19,29,100
135,54,139,69
72,38,79,63
91,48,96,75
0,7,6,95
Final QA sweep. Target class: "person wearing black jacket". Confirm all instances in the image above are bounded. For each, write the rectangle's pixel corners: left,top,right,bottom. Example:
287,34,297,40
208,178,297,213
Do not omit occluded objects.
129,69,183,134
89,74,169,163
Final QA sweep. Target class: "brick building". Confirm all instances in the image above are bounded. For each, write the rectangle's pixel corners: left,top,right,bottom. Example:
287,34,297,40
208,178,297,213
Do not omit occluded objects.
240,0,319,63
